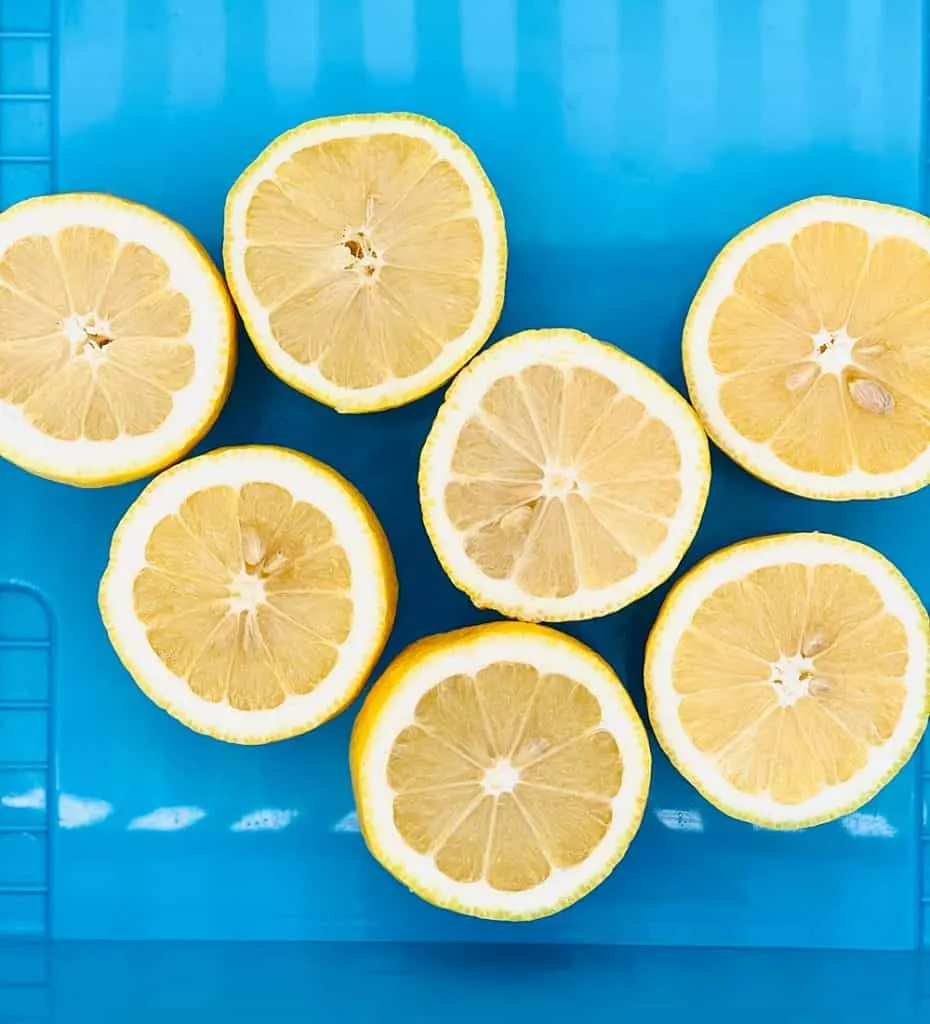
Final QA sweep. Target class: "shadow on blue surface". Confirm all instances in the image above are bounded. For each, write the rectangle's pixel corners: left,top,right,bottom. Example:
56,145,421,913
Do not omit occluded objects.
0,941,928,1022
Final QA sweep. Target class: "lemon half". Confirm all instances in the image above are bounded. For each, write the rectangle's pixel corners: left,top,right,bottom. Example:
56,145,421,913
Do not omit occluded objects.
350,621,651,920
420,329,710,621
99,445,397,743
645,532,929,828
0,193,234,486
685,196,930,499
224,113,506,413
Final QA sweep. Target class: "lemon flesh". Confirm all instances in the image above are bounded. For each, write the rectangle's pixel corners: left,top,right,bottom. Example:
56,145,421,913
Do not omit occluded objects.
224,113,506,412
0,193,234,485
99,446,397,743
645,533,930,828
685,196,930,499
351,622,651,919
420,329,710,621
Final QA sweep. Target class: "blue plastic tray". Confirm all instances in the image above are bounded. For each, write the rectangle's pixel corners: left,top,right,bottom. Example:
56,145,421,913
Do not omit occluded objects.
1,0,930,1018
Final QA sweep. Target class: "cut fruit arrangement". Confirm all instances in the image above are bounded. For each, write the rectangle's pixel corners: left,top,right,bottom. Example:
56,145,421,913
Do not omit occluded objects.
2,111,929,921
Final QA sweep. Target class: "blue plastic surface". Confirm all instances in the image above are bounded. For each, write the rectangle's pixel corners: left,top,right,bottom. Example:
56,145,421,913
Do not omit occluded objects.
2,0,930,1015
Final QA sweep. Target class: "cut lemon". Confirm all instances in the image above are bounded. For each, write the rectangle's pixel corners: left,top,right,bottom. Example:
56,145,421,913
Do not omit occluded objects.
224,113,506,413
99,445,397,743
685,196,930,499
645,533,930,828
0,193,234,486
419,329,711,622
350,621,650,920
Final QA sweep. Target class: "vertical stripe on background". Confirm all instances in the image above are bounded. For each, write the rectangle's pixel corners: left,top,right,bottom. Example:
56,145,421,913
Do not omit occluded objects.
60,0,126,131
167,0,226,108
558,0,621,155
878,0,923,158
265,0,319,95
460,0,518,104
662,0,718,167
760,0,809,145
362,0,417,82
714,0,762,147
845,0,884,153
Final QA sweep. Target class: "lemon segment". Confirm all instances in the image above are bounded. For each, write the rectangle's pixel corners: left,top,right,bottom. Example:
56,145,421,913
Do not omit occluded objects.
99,445,397,743
224,113,506,412
419,329,710,621
350,621,650,920
0,193,235,486
645,533,930,828
685,196,930,499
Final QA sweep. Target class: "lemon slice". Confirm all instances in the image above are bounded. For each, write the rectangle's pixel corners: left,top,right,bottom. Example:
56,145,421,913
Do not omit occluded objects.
685,196,930,499
350,621,650,920
0,193,234,486
99,446,397,743
223,113,506,413
645,533,930,828
419,329,710,622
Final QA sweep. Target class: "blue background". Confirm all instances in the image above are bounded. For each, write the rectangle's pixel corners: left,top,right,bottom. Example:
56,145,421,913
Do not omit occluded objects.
0,0,929,1017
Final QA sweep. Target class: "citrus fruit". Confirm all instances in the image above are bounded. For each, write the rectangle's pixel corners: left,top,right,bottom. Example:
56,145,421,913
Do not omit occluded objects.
350,621,651,920
99,445,397,743
645,532,930,828
224,113,506,413
419,328,711,622
684,196,930,499
0,193,235,486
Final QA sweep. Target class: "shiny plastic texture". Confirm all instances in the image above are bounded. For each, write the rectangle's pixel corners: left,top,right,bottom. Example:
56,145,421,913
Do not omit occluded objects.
0,0,929,1015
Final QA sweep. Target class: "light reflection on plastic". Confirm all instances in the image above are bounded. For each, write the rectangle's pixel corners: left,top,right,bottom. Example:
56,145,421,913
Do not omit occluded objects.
1,786,46,810
231,808,297,832
128,806,206,831
333,810,360,833
58,793,113,829
655,808,704,832
841,812,896,838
